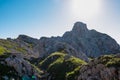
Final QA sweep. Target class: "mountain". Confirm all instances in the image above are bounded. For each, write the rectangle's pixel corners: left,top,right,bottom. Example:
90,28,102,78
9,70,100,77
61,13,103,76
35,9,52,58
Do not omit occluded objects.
35,22,120,61
0,21,120,80
1,22,119,61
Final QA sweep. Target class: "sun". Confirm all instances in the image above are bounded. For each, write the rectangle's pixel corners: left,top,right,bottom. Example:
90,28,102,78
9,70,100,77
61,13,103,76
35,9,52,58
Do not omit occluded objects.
69,0,102,18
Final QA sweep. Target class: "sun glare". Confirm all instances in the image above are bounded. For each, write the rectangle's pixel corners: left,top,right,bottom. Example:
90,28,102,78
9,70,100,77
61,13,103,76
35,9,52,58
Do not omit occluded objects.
69,0,102,18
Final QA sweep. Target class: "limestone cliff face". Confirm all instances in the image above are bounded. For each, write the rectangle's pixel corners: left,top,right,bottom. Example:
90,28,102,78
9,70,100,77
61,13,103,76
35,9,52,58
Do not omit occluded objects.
34,22,120,61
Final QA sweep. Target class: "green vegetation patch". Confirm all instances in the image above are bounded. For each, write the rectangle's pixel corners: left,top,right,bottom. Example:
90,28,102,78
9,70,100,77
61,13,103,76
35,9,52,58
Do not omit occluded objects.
39,52,66,70
0,46,8,55
106,57,120,68
98,54,120,68
66,66,81,80
0,39,28,54
39,52,87,80
0,39,16,49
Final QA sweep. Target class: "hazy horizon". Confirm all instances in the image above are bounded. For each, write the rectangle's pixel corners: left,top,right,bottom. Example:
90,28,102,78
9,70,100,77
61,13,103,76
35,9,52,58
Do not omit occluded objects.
0,0,120,44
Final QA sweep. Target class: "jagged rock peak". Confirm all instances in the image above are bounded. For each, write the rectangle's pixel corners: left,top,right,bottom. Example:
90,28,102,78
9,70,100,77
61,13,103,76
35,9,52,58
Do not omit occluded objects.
17,34,38,44
17,35,33,39
72,22,88,33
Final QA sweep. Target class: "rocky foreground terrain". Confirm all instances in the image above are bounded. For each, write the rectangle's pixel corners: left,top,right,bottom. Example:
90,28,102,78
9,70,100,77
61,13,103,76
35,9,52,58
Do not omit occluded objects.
0,22,120,80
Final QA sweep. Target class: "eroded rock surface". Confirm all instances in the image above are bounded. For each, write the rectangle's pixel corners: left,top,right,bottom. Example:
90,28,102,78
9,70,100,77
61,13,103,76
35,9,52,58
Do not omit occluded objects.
77,53,120,80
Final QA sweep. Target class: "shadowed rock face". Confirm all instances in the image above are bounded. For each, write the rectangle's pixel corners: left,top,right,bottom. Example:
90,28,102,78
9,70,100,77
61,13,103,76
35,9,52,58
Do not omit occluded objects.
34,22,120,61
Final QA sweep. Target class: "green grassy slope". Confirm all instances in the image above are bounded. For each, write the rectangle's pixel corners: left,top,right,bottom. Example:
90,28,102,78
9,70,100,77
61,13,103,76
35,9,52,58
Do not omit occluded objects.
39,52,87,80
0,39,32,55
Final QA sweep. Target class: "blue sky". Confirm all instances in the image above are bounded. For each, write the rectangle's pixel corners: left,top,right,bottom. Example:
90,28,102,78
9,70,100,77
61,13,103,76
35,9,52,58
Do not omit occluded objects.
0,0,120,44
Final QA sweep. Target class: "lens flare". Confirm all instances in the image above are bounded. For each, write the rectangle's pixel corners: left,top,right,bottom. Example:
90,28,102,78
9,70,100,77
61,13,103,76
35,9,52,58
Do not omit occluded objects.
69,0,102,18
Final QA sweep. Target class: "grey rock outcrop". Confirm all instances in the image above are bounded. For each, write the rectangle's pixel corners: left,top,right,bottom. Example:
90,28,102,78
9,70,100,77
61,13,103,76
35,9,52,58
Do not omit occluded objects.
34,22,120,61
5,54,42,78
16,35,40,58
17,35,39,45
78,64,120,80
77,54,120,80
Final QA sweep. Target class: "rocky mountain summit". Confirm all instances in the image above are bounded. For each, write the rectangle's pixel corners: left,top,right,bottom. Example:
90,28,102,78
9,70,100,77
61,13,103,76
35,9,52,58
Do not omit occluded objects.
63,22,120,57
36,22,120,61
